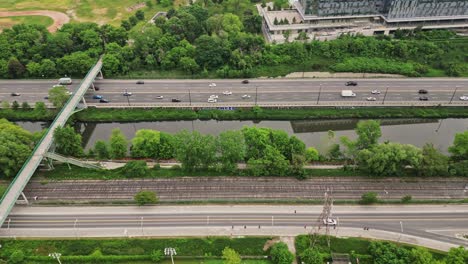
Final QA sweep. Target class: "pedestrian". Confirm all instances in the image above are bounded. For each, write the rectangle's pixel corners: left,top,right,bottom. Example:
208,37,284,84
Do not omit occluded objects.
258,225,261,229
304,225,307,229
244,225,246,229
33,196,38,201
294,210,296,214
232,225,234,229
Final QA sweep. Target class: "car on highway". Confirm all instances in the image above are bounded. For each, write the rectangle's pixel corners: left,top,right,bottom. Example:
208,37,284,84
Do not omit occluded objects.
94,86,100,91
418,89,428,94
66,91,73,95
99,98,109,103
11,92,20,96
366,97,377,101
210,95,219,99
323,218,337,226
58,77,72,85
460,96,468,101
345,81,358,86
92,95,103,99
209,83,216,87
242,80,249,84
223,91,232,95
242,94,251,99
136,80,145,84
208,98,217,103
44,96,49,99
123,91,132,96
371,90,381,94
52,84,64,88
156,95,164,99
172,98,181,102
419,96,429,101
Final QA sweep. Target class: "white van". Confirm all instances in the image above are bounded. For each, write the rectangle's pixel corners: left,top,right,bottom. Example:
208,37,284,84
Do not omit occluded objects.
341,90,356,97
58,77,72,85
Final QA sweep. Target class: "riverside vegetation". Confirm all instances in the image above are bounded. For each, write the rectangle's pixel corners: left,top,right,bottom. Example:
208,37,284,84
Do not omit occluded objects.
1,118,462,180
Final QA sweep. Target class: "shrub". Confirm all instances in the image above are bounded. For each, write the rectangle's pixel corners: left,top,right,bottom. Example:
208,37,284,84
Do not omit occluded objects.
305,147,319,162
151,249,164,262
10,250,25,263
222,247,242,264
12,100,20,110
121,161,149,178
134,190,159,205
21,102,30,109
401,195,412,204
270,242,294,264
360,192,378,205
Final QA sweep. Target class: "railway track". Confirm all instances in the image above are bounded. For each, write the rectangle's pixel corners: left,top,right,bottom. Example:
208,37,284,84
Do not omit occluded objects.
24,177,468,202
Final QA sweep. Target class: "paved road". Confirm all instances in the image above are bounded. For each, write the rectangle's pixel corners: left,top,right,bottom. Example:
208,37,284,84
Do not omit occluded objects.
3,205,468,248
24,177,468,202
1,79,467,106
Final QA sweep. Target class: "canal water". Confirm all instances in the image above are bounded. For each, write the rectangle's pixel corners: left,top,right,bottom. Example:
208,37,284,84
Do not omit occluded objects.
17,118,468,153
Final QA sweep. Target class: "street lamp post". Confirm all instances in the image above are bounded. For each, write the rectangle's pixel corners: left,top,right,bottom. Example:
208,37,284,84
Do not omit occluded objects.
188,89,192,106
140,216,144,235
165,248,177,264
255,85,258,106
316,84,322,105
382,86,389,105
49,252,62,264
449,86,459,104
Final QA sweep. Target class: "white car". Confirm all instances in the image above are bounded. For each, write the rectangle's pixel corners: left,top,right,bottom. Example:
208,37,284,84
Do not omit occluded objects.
323,218,337,226
66,91,73,95
366,97,377,101
208,98,217,103
208,83,216,87
223,91,232,95
123,91,132,96
371,90,381,94
459,96,468,101
53,84,64,88
156,95,164,99
209,95,219,99
242,94,251,99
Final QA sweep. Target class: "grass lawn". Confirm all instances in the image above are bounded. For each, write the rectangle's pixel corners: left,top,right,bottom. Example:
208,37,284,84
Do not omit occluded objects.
0,0,168,26
0,15,53,30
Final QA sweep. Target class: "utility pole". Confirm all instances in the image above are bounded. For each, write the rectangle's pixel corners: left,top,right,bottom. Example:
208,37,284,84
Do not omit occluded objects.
382,86,389,105
310,188,334,248
316,84,322,105
165,248,177,264
255,85,258,106
141,216,144,235
449,86,458,104
188,89,192,106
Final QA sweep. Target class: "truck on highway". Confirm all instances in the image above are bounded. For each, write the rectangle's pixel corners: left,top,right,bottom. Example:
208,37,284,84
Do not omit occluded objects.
341,90,356,97
58,77,72,85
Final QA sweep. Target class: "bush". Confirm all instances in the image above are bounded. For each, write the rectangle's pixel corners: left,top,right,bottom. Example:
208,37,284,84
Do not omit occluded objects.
151,249,164,262
305,147,319,162
360,192,378,205
121,161,149,178
300,248,322,264
10,250,25,263
401,195,412,204
134,190,159,205
270,242,294,264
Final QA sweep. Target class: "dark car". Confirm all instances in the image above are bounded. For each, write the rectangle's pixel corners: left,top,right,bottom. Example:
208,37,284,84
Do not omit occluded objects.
419,96,429,101
242,80,249,84
99,98,109,103
94,86,100,91
418,89,428,94
44,96,49,99
11,92,20,96
136,80,145,84
345,81,358,86
171,98,181,102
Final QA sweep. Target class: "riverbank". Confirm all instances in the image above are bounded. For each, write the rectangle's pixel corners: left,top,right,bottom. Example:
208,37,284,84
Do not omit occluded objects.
2,106,468,122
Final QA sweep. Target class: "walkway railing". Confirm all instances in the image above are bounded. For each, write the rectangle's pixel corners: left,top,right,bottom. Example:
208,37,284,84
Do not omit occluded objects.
0,57,103,226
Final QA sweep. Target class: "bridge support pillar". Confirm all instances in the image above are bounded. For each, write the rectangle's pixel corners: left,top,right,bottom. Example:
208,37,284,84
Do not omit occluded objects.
97,70,104,80
15,192,29,205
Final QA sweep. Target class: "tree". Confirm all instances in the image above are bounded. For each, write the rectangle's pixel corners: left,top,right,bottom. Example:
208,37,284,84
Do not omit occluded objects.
410,247,438,264
53,125,84,156
9,250,25,264
270,242,294,264
300,248,322,264
131,129,161,158
21,102,30,109
56,51,95,77
305,147,319,162
221,13,243,34
151,250,164,262
134,190,158,205
121,160,149,178
358,143,422,176
222,247,241,264
174,130,217,171
448,131,468,161
0,119,33,178
360,192,378,204
109,128,128,159
355,120,381,150
7,58,25,78
48,85,70,108
368,241,411,264
179,56,200,75
419,143,448,176
34,101,47,113
194,35,230,70
94,140,110,160
218,130,246,172
401,195,412,203
445,247,467,264
11,100,19,110
135,10,145,20
243,14,262,34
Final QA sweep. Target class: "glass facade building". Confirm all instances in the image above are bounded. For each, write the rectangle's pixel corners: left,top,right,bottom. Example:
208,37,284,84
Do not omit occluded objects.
299,0,468,19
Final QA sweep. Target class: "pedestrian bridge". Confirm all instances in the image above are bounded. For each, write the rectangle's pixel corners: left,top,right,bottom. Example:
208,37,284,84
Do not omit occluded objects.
0,58,103,226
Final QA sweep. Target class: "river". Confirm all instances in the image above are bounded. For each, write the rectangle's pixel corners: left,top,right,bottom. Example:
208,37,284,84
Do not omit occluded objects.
16,118,468,153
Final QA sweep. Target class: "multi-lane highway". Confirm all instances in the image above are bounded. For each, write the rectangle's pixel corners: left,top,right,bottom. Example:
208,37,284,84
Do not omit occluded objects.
3,205,468,248
0,79,467,107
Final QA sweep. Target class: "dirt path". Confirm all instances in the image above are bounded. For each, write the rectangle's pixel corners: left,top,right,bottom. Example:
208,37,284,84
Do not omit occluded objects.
0,10,70,32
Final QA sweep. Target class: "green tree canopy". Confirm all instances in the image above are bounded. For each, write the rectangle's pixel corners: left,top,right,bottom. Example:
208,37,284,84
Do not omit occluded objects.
222,247,242,264
448,131,468,161
109,128,128,159
53,125,84,157
48,85,70,108
134,190,159,205
218,130,246,172
419,143,448,176
131,129,161,159
174,130,217,171
0,119,33,178
300,248,322,264
270,242,294,264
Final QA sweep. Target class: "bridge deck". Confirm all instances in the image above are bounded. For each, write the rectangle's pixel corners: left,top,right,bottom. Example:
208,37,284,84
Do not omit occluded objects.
0,58,102,226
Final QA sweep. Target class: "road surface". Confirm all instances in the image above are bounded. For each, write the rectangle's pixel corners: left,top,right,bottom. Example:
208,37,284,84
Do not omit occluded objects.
3,205,468,250
1,79,467,107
